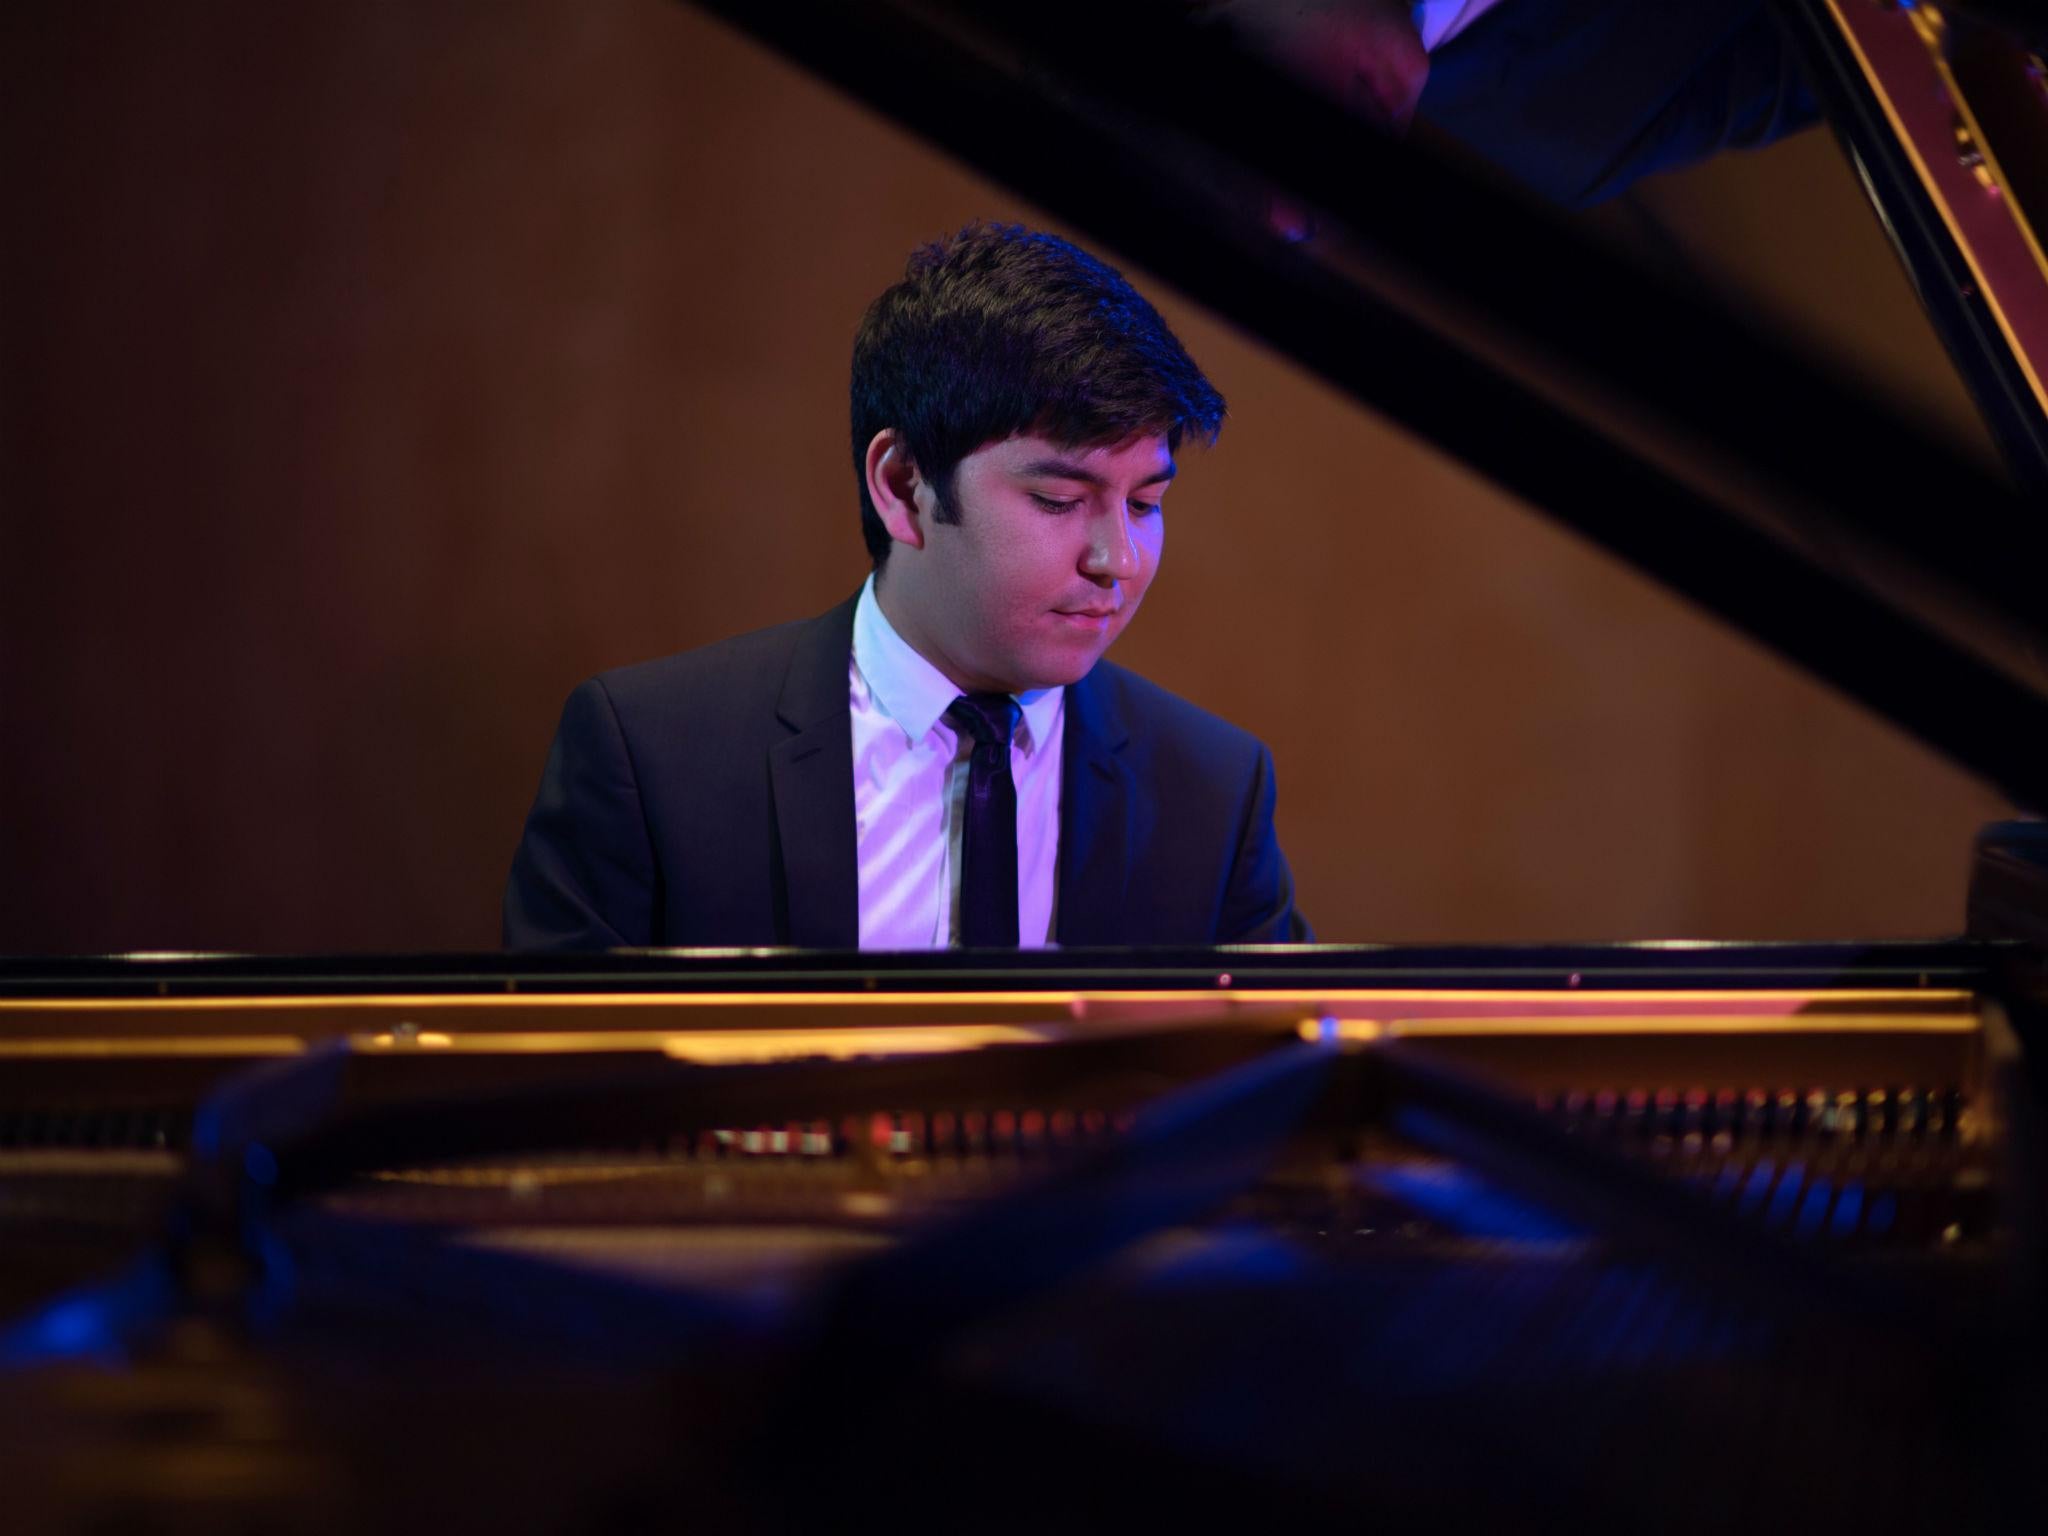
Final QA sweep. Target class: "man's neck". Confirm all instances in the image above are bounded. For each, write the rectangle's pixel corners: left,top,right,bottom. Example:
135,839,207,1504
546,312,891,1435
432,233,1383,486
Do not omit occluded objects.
871,568,991,697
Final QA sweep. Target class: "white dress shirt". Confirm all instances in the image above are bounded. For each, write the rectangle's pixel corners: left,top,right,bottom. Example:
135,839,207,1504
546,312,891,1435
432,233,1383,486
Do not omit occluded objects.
849,576,1064,949
1413,0,1507,51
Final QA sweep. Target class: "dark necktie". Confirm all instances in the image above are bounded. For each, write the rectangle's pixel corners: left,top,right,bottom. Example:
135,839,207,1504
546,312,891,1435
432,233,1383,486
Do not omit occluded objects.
944,692,1020,947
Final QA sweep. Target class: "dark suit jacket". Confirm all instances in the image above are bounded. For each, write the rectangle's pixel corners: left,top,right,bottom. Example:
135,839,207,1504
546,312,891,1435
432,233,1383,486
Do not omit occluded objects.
503,595,1311,949
1419,0,1818,207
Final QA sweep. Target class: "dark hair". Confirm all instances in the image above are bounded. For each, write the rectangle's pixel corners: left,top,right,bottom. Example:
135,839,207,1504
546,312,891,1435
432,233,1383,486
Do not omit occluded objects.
851,222,1226,566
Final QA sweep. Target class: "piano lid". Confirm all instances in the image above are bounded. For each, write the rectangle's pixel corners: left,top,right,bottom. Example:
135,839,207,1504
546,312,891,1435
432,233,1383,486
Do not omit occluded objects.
1785,2,2048,495
686,0,2048,816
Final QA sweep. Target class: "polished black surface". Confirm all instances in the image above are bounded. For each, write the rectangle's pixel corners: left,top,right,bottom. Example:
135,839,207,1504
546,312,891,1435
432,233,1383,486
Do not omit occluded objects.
0,939,2011,997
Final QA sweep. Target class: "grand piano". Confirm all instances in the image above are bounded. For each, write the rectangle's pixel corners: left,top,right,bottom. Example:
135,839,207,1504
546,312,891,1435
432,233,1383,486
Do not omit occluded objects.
4,3,2047,1530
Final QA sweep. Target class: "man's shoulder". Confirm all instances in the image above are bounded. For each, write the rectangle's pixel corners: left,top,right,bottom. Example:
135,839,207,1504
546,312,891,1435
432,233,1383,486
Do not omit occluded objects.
1084,658,1268,761
593,617,805,705
582,596,856,721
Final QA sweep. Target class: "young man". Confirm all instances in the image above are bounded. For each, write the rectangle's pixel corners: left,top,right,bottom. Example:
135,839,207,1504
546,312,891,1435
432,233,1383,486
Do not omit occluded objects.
504,223,1310,950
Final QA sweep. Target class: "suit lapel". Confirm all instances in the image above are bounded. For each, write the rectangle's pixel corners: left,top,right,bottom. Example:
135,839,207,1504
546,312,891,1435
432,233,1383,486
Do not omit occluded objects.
769,596,860,949
1054,667,1132,947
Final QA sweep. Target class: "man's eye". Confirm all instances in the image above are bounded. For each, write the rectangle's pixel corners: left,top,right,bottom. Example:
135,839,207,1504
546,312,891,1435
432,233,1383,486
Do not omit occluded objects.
1030,494,1080,513
1129,499,1162,517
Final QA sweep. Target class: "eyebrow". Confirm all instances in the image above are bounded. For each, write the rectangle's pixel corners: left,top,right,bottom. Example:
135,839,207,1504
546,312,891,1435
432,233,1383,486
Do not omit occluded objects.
1014,457,1178,488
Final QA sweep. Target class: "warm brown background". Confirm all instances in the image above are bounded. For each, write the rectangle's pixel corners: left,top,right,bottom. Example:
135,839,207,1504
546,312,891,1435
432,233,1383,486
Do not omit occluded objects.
0,1,2010,955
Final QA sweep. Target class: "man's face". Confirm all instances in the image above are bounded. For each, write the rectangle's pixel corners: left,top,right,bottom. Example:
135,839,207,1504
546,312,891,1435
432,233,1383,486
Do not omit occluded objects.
882,430,1174,694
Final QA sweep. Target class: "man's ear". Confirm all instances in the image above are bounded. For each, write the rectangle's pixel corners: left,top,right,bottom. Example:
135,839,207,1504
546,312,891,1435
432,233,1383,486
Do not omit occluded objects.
863,429,927,552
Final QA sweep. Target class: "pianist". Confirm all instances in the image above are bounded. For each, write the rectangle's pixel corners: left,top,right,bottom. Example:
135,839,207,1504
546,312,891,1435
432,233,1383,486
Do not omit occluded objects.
504,222,1311,951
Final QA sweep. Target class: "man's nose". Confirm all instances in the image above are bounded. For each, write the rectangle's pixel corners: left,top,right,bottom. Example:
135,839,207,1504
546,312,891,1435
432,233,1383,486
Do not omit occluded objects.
1082,509,1142,581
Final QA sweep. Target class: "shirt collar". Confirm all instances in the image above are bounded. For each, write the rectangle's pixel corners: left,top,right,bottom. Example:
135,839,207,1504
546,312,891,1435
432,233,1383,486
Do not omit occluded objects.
852,574,1062,753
